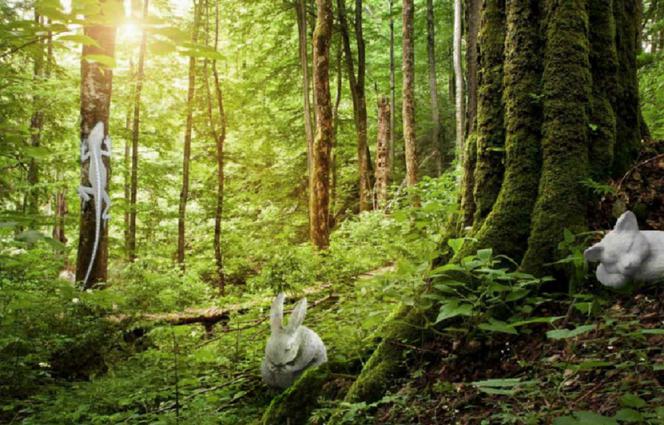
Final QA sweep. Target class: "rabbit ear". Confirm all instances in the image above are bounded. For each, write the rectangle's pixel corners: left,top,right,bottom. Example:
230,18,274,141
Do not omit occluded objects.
271,292,285,332
286,298,307,332
584,243,603,262
614,211,639,233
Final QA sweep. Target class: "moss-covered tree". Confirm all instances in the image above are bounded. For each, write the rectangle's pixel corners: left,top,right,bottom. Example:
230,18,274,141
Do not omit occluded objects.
325,0,645,413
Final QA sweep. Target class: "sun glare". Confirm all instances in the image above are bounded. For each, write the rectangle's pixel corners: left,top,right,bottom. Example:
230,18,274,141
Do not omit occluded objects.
118,22,142,44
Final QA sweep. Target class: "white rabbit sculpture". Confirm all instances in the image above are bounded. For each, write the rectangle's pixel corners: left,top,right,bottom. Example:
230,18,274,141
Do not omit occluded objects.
261,293,327,389
584,211,664,288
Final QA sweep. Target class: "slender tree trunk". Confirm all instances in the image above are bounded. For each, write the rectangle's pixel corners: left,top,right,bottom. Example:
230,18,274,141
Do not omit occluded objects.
177,0,201,269
453,0,465,160
389,0,396,175
27,11,44,222
206,0,227,294
465,0,481,135
402,0,417,186
52,189,68,244
128,0,148,262
75,2,119,287
124,58,133,254
375,96,391,208
426,0,441,175
296,0,314,177
337,0,371,211
310,0,334,249
331,40,343,225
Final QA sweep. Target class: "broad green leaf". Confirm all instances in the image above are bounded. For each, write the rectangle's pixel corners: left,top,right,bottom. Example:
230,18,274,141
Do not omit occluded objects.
614,408,643,422
435,300,473,324
511,316,564,327
546,324,595,340
620,393,646,409
447,238,464,254
478,320,517,335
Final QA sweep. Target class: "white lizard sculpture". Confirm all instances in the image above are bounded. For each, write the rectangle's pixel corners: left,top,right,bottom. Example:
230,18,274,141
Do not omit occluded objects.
77,121,111,286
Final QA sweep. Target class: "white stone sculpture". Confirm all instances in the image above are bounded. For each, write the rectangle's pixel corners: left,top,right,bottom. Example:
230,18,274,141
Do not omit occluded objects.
261,293,327,389
584,211,664,288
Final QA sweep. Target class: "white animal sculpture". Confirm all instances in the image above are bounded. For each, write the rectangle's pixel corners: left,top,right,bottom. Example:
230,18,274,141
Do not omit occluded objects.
261,293,327,389
77,121,111,286
584,211,664,288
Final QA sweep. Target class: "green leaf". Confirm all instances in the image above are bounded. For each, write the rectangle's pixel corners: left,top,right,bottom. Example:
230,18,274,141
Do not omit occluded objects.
447,238,464,255
546,324,595,340
640,328,664,335
510,316,564,327
58,34,100,47
83,54,116,68
476,248,492,262
478,320,518,335
614,408,643,422
620,393,646,409
435,300,473,324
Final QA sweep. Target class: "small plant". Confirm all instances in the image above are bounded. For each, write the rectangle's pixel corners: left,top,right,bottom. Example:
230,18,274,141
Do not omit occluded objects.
427,241,559,336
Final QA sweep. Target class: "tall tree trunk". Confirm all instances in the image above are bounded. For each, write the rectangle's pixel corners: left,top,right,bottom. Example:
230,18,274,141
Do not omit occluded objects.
204,0,227,294
426,0,442,175
75,2,119,287
375,96,391,208
402,0,417,186
337,0,371,211
331,40,343,225
389,0,396,175
296,0,314,177
465,0,481,135
177,0,201,269
27,11,44,223
310,0,334,249
453,0,465,160
128,0,148,262
124,57,133,255
468,0,505,228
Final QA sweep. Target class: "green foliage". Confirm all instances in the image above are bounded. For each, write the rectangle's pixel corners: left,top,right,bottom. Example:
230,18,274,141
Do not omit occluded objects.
426,244,556,336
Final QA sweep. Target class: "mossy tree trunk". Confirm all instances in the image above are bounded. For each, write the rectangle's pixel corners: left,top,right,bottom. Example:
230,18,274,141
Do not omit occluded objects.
329,0,644,413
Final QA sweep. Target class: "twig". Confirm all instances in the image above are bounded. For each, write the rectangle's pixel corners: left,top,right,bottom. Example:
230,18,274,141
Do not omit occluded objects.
616,153,664,192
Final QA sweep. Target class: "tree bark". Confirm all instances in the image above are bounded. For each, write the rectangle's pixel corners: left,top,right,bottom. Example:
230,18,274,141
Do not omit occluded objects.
375,96,391,208
469,0,506,228
389,0,396,176
127,0,148,262
465,0,481,135
337,0,372,211
310,0,334,249
402,0,417,187
426,0,442,175
177,0,201,269
206,0,227,294
296,0,314,191
331,40,343,224
75,2,119,287
470,0,541,260
453,0,465,160
27,11,45,222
